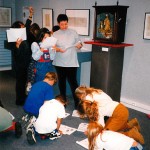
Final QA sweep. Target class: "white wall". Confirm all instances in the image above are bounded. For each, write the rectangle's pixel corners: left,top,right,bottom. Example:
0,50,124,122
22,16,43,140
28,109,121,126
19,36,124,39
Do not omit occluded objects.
3,0,150,114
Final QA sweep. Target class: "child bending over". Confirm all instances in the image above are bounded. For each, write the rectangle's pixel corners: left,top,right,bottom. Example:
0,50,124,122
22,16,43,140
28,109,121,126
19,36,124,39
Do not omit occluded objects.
26,95,67,145
24,72,57,117
87,121,143,150
75,86,144,145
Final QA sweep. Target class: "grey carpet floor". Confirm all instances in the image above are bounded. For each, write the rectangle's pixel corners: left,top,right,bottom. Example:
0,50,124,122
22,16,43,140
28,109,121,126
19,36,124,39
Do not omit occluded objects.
0,71,149,150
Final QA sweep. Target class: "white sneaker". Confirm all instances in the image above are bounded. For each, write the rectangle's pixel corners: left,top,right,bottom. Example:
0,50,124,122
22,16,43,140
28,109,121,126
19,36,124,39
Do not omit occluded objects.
26,116,36,131
49,130,62,140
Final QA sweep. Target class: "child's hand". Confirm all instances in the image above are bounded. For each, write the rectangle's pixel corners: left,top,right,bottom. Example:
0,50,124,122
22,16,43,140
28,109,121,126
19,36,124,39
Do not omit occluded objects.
29,7,34,14
84,130,87,136
16,38,22,48
40,48,44,52
58,130,63,135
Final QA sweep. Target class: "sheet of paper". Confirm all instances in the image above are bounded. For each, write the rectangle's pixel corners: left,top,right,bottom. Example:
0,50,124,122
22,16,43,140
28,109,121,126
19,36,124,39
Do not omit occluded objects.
65,41,82,50
72,110,80,117
40,37,57,49
60,124,77,135
6,28,27,42
64,112,70,118
76,138,88,149
77,123,88,132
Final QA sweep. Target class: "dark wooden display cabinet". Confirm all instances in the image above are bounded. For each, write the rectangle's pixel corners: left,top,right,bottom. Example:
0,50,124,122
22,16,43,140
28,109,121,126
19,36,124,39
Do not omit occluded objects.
85,41,133,102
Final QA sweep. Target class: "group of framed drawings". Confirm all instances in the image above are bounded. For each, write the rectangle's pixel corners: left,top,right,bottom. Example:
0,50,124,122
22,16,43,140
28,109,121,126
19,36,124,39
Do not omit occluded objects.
0,6,150,39
42,8,90,36
0,6,90,36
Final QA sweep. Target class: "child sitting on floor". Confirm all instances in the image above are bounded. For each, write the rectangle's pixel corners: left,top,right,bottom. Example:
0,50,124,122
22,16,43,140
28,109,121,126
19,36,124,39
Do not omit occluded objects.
87,121,143,150
26,95,67,145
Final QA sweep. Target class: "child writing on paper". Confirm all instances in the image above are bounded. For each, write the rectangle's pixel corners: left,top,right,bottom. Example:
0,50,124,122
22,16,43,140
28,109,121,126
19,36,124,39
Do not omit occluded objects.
31,27,59,82
26,95,67,144
87,122,143,150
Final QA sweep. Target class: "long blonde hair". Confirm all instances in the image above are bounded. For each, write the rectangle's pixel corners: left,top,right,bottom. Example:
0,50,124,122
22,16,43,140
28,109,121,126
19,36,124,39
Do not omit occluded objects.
75,85,102,100
77,100,99,122
87,122,103,150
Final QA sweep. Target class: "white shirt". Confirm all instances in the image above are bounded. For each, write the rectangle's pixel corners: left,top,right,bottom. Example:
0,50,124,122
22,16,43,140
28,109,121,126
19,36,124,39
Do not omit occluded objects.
86,92,119,127
34,99,65,134
52,28,80,67
95,130,134,150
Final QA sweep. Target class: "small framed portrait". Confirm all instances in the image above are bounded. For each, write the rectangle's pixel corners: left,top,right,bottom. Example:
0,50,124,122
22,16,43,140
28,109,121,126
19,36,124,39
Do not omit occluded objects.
42,8,53,31
0,7,11,27
143,12,150,40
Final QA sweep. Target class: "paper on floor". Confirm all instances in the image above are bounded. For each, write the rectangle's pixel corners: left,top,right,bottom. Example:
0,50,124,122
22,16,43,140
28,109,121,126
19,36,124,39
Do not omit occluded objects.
60,124,77,135
76,138,88,149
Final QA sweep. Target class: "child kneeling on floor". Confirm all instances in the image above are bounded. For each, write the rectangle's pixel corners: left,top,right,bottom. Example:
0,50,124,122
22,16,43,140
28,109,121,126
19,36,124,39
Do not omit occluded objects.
87,121,143,150
26,95,67,145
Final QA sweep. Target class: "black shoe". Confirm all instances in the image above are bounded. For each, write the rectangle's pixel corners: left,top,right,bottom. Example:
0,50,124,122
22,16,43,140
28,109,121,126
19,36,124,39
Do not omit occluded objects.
49,130,61,140
26,127,36,145
0,99,4,108
15,122,22,138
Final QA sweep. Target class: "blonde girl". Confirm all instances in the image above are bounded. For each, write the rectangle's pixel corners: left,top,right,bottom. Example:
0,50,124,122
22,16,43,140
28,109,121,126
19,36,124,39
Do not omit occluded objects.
75,86,144,144
87,122,143,150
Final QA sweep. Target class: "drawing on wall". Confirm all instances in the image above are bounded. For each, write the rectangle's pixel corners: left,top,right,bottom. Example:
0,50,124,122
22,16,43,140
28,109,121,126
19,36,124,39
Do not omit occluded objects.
0,7,11,27
143,12,150,40
42,8,53,31
66,9,90,36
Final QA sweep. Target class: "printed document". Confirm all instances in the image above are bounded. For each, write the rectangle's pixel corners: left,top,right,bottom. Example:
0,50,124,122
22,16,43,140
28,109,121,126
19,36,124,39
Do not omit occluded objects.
6,28,27,42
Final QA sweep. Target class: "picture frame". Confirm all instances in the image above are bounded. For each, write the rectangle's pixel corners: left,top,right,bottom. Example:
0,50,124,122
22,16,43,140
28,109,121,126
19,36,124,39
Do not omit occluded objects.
143,12,150,40
0,7,11,27
42,8,53,31
65,9,90,36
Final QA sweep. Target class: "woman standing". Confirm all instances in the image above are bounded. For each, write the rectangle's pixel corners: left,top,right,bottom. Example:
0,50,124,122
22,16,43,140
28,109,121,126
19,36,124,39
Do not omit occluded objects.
52,14,82,108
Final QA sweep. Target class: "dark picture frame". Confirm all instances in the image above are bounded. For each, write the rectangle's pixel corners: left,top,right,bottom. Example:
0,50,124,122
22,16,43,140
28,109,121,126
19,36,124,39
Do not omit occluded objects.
65,9,90,36
42,8,53,31
0,7,11,27
143,12,150,40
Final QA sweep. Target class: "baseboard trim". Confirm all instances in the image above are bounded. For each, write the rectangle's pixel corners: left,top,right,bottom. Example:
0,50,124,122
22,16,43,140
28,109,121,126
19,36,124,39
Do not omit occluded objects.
121,97,150,114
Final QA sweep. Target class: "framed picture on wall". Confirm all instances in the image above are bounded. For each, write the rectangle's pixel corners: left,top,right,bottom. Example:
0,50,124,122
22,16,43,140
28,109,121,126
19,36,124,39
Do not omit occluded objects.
42,8,53,31
0,7,11,27
143,12,150,40
65,9,90,36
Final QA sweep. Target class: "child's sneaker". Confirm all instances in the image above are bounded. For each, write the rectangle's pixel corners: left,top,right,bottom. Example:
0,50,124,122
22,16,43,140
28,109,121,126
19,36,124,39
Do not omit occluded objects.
26,127,36,145
49,130,62,140
26,116,36,131
15,122,22,138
